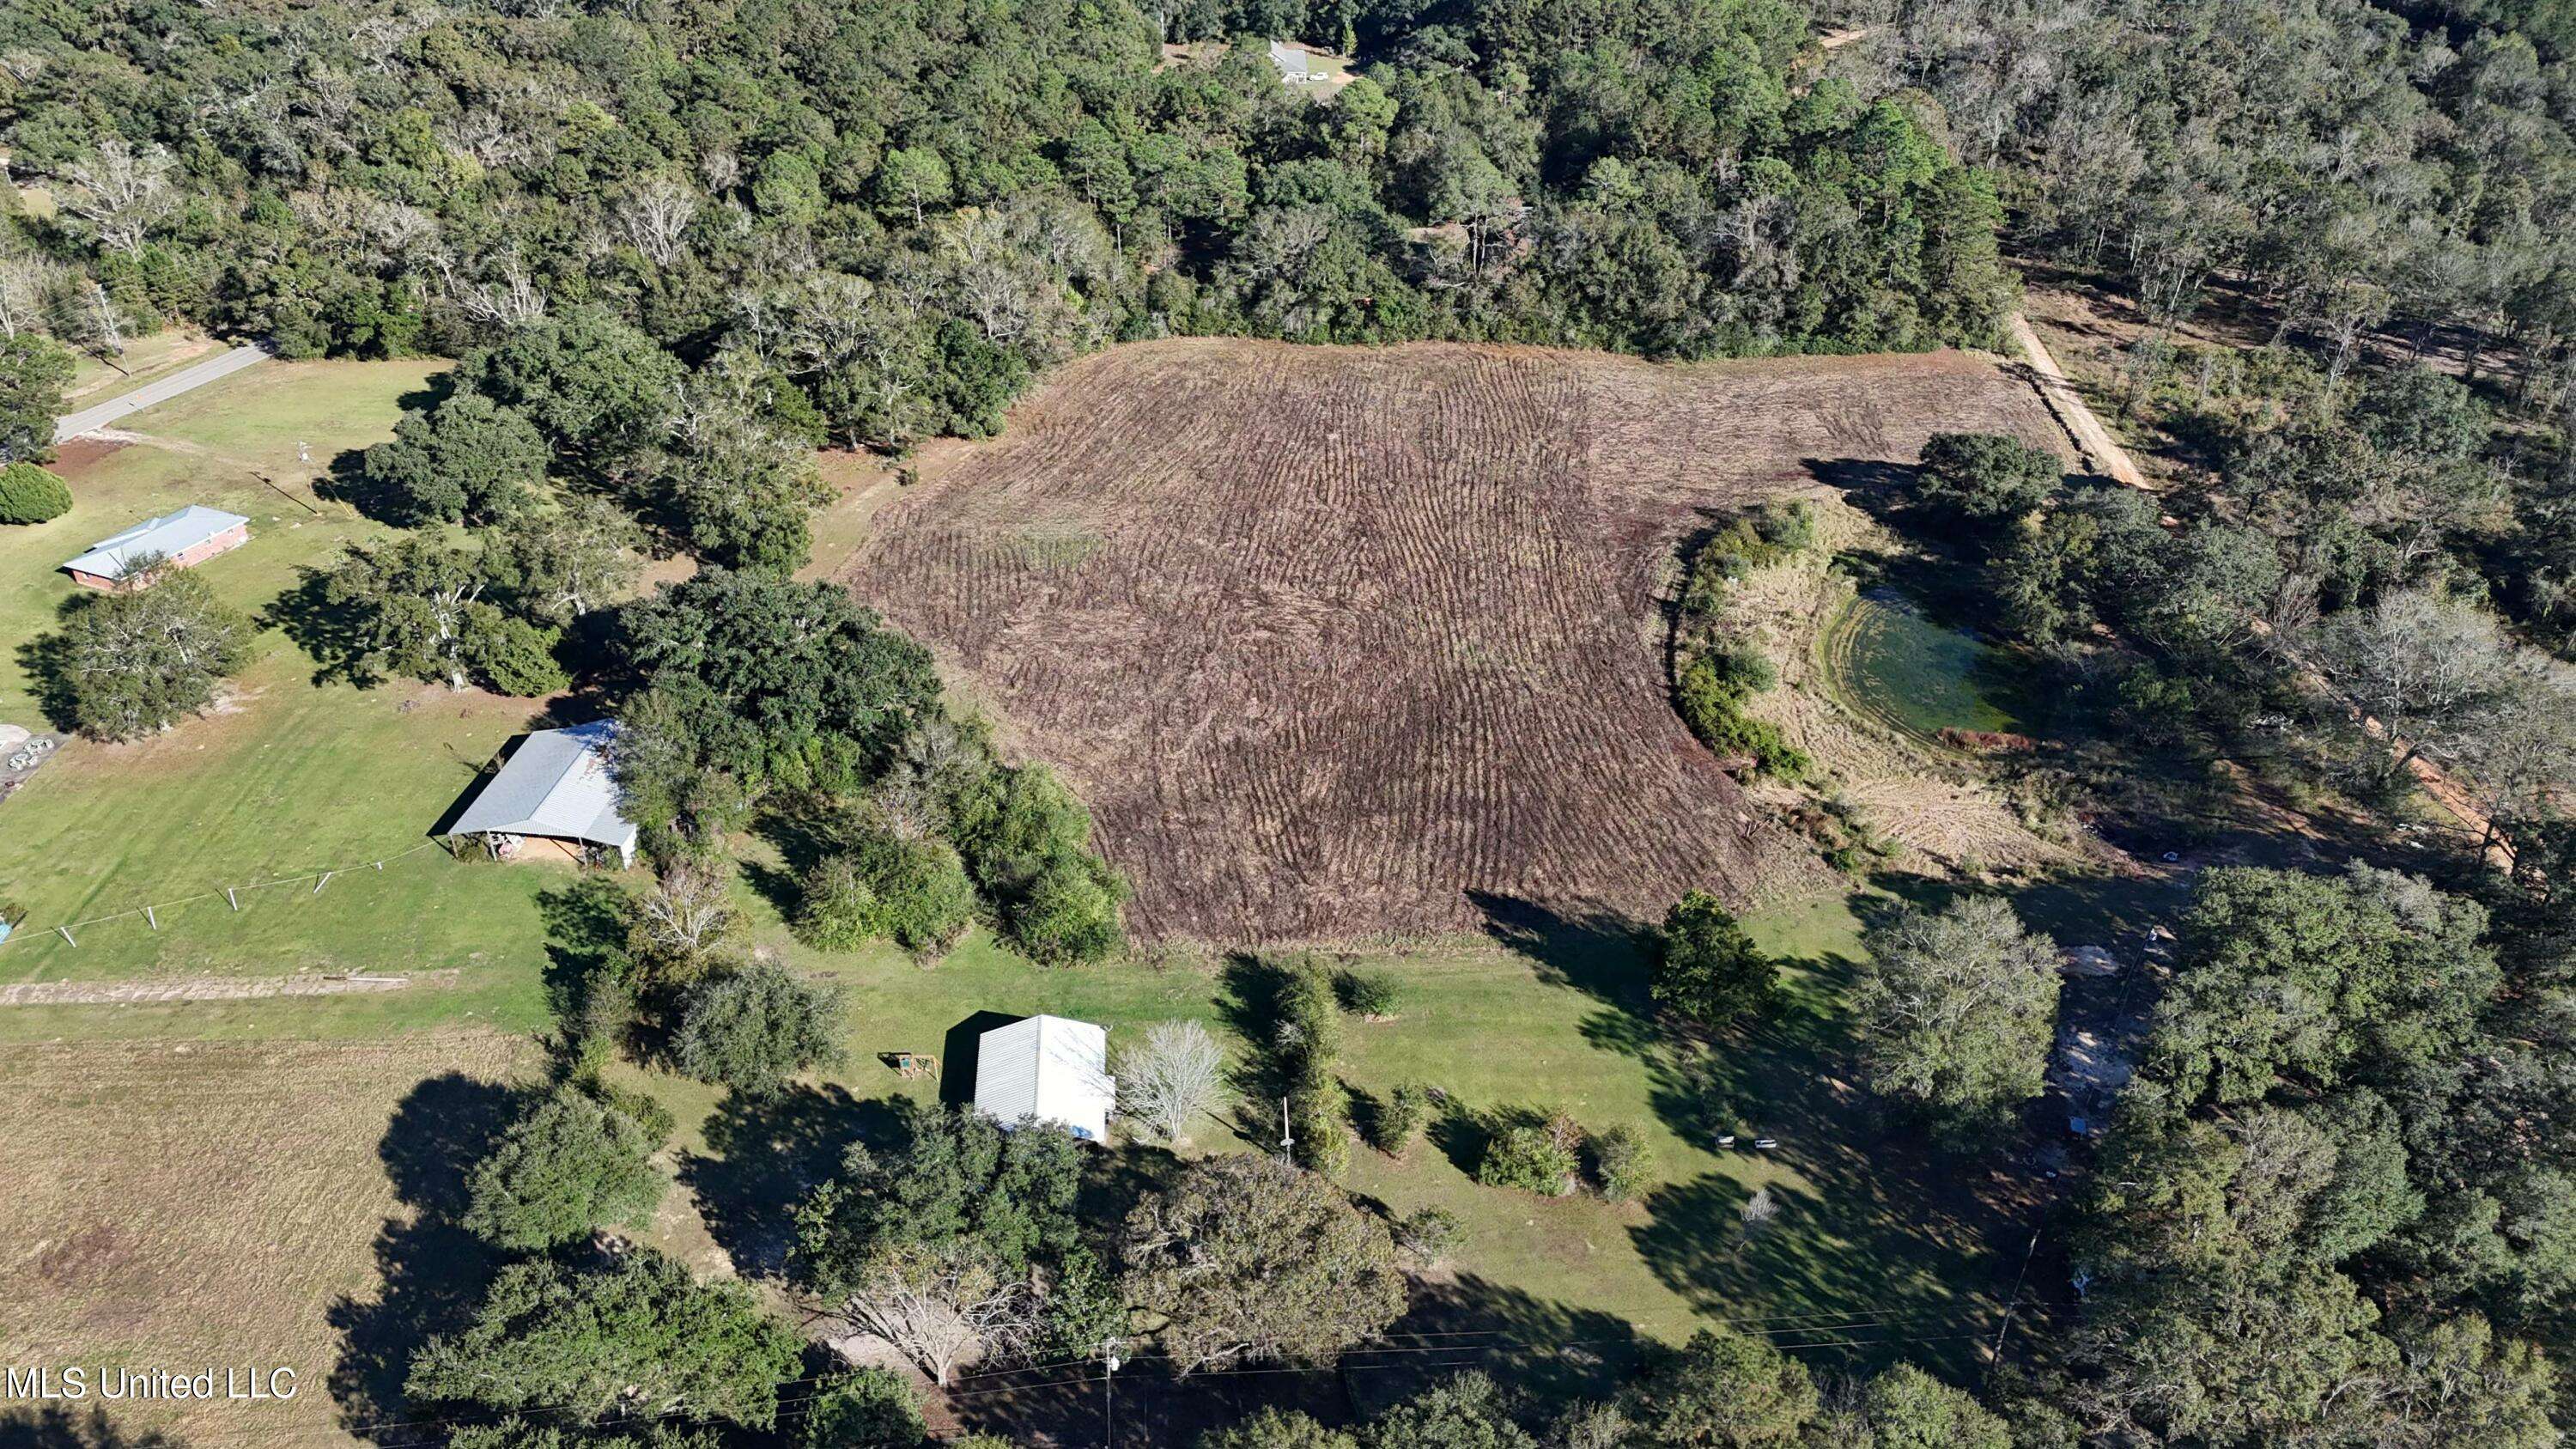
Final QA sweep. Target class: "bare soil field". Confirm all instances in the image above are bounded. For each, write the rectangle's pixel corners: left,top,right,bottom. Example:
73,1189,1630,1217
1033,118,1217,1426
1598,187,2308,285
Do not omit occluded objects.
0,1032,535,1445
846,339,2065,941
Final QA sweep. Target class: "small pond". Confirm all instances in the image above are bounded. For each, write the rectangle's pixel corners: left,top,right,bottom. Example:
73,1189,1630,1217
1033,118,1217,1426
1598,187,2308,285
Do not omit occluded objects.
1832,589,2026,740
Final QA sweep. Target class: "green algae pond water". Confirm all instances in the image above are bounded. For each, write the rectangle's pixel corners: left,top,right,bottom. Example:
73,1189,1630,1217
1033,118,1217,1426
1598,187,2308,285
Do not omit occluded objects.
1823,588,2027,743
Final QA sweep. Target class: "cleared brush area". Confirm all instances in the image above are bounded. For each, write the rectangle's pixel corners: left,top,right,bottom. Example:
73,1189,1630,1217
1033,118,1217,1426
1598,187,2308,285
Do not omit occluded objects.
847,339,2064,941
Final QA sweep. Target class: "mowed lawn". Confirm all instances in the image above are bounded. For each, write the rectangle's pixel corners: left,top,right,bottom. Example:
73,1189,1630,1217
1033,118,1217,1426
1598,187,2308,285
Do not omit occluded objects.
0,353,556,1032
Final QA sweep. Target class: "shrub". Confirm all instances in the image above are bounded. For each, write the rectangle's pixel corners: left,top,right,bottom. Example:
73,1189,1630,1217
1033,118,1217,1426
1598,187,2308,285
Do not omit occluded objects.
672,961,848,1095
848,827,976,958
1480,1117,1580,1196
1335,966,1401,1018
0,462,71,523
1589,1123,1650,1202
1370,1081,1433,1157
1009,856,1127,965
793,853,879,952
1394,1206,1464,1265
1755,498,1818,552
1273,959,1342,1071
1675,648,1808,781
1288,1076,1351,1175
802,1368,927,1449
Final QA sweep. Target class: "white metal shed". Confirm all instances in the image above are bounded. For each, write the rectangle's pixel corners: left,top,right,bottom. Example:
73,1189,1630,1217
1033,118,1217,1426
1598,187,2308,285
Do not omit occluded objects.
974,1014,1115,1142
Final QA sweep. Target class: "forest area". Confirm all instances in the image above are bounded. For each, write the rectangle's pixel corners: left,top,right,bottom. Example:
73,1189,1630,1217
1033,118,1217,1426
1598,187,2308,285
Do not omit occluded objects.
13,0,2576,1444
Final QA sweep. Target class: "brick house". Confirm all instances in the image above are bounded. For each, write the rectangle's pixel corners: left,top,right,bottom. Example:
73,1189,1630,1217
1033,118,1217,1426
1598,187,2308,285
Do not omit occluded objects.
61,505,251,590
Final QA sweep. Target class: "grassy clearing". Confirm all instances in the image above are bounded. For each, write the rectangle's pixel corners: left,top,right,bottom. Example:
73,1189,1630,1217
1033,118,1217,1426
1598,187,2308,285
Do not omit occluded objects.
0,355,555,1029
645,877,2030,1377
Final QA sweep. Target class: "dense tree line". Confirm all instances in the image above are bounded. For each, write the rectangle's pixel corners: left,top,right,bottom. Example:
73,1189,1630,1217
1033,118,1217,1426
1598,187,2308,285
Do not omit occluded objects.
0,0,2011,418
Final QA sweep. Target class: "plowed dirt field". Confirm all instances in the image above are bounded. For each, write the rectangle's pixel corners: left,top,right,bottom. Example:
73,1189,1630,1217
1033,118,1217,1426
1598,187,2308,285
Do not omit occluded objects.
845,339,2063,941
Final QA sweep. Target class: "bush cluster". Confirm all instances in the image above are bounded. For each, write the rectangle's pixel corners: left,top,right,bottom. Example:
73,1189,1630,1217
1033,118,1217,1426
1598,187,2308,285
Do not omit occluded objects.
1478,1111,1656,1202
1274,962,1350,1175
0,461,72,524
1671,505,1815,782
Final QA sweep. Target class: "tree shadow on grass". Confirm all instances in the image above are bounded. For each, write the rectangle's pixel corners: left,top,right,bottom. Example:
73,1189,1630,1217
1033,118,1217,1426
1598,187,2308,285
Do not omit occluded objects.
0,1409,184,1449
13,615,82,734
1625,944,2031,1383
262,565,374,687
535,874,632,1021
1369,1272,1644,1411
680,1083,896,1281
1463,891,1648,1018
327,1072,519,1440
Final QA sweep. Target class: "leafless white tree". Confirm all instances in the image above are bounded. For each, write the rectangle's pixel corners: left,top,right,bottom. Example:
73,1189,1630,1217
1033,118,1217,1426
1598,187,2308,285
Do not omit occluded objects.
620,175,699,267
433,252,547,331
635,860,738,960
2316,588,2534,782
1117,1020,1229,1145
61,137,175,259
836,1243,1040,1387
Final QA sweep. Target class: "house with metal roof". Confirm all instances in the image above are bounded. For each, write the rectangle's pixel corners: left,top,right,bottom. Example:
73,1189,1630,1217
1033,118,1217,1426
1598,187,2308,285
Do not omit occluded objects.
446,720,639,868
974,1014,1115,1142
62,505,250,589
1265,39,1318,81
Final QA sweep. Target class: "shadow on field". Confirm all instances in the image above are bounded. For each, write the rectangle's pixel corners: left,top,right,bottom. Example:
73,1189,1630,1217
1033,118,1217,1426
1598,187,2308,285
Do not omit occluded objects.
263,568,376,687
680,1083,894,1280
1623,946,2022,1380
326,1073,519,1440
1364,1273,1642,1411
0,1408,184,1449
534,875,632,1023
1464,891,1651,1024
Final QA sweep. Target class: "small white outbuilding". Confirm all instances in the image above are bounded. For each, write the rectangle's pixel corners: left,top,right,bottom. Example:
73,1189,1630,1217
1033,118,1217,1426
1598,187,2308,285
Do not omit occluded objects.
974,1014,1115,1142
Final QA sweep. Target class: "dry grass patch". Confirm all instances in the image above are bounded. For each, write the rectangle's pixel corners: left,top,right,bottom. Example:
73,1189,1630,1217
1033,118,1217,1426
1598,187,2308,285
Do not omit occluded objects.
0,1032,536,1445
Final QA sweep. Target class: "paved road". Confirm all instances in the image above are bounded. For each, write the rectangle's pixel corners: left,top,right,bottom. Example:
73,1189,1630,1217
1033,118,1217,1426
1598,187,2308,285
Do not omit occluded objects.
53,340,274,443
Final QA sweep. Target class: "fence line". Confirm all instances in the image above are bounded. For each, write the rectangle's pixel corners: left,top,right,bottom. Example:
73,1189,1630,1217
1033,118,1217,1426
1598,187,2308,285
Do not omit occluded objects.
1,839,447,952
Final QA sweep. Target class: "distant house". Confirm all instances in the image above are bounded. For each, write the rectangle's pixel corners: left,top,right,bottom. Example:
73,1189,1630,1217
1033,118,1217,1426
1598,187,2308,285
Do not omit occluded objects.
62,506,249,590
1265,39,1317,82
975,1014,1115,1142
446,720,640,868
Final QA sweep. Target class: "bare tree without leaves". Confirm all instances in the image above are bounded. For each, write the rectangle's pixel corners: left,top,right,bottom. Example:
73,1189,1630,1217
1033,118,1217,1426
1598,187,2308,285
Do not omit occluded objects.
619,175,699,267
2316,588,2537,785
1116,1020,1229,1146
836,1241,1040,1387
633,859,739,968
60,137,175,259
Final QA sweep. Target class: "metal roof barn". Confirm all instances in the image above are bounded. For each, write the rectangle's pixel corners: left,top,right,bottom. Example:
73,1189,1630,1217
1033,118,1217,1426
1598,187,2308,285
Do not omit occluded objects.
974,1014,1115,1142
447,720,640,867
62,505,250,588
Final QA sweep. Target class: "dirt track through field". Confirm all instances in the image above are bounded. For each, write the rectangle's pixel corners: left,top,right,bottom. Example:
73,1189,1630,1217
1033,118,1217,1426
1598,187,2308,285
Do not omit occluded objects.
847,340,2063,941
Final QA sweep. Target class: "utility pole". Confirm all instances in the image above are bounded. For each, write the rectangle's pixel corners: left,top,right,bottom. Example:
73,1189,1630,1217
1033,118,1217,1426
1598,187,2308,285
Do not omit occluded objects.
1278,1096,1294,1159
1101,1336,1122,1449
1986,1226,2043,1380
